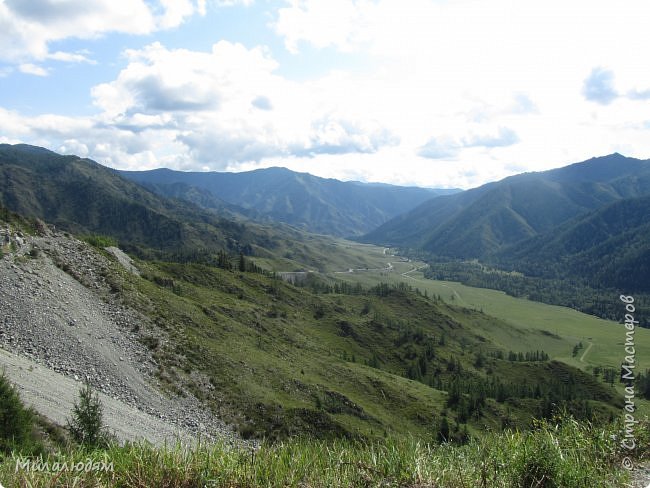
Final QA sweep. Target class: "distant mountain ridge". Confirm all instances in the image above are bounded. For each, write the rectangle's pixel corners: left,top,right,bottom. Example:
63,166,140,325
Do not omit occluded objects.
361,153,650,259
496,194,650,293
3,143,648,299
119,166,457,237
0,144,310,258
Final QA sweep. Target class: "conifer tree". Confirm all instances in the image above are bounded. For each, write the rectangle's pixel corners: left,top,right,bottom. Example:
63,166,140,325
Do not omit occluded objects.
67,382,107,448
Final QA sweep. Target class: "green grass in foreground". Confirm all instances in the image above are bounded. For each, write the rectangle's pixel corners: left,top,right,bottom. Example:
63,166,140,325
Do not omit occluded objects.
3,416,647,487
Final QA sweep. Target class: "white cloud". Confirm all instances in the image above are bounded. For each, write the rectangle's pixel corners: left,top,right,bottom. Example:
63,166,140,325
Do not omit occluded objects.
301,116,399,156
251,96,273,111
0,107,185,170
4,0,650,190
509,94,538,115
88,42,397,167
0,0,206,63
270,0,650,186
418,127,519,160
271,1,650,121
47,51,96,64
275,0,373,54
628,89,650,101
156,0,199,29
18,63,49,76
1,42,398,174
418,137,459,160
463,127,519,149
215,0,254,6
58,139,90,157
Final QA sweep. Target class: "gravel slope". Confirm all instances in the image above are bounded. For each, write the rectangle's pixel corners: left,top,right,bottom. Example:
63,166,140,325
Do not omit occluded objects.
0,348,194,445
630,464,650,488
0,223,238,446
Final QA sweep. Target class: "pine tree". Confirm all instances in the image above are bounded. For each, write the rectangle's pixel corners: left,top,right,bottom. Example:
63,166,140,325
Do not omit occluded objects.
67,382,107,447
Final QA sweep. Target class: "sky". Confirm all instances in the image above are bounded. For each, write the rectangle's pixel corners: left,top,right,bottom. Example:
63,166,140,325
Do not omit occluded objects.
1,1,650,189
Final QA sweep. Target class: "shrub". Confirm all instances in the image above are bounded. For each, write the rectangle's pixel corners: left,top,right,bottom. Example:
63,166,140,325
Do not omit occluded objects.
81,234,118,248
0,373,41,455
515,442,560,488
140,335,160,350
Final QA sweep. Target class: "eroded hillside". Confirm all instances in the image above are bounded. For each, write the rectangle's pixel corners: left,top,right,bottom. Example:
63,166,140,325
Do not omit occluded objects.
0,219,238,445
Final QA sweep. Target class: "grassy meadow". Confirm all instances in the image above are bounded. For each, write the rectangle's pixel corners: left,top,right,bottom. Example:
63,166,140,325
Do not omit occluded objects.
326,243,650,369
325,242,650,417
2,415,646,487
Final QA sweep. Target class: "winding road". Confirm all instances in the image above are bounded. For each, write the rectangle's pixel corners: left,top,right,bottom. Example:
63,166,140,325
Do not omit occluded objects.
579,342,594,363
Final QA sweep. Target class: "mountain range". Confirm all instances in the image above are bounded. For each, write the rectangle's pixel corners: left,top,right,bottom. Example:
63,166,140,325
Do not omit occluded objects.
2,143,649,297
355,152,650,321
0,144,324,263
361,153,650,260
495,194,650,293
119,167,454,237
0,144,449,272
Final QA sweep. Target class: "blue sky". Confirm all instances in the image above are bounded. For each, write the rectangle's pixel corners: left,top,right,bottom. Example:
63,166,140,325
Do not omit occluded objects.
1,0,650,189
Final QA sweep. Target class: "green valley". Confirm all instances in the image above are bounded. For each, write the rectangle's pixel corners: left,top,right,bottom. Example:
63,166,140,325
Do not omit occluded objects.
322,244,650,416
1,145,648,487
3,0,650,482
325,244,650,372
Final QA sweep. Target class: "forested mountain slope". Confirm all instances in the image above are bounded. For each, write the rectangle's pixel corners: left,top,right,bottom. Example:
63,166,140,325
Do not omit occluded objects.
120,166,454,237
362,154,650,259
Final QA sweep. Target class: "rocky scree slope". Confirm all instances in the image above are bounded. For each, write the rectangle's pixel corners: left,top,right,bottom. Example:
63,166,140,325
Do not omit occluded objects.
0,222,238,446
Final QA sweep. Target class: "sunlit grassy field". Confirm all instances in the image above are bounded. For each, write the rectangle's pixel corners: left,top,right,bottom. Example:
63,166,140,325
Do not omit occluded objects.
321,241,650,416
324,243,650,369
